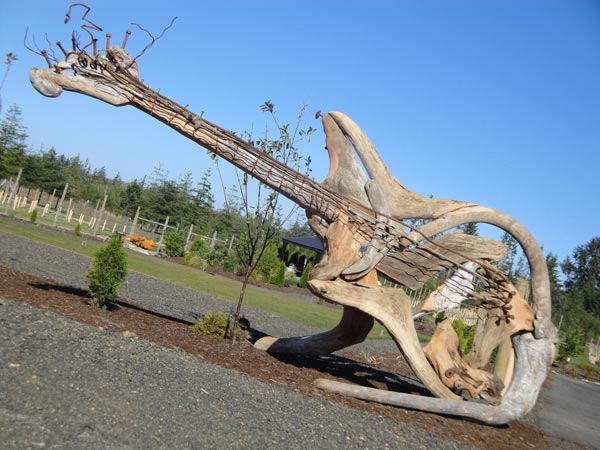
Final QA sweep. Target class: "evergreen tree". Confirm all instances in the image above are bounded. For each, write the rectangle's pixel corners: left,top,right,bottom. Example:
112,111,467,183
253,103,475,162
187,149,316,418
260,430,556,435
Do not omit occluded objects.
0,104,28,179
119,179,144,216
86,234,128,309
192,169,215,233
23,148,67,192
458,222,479,236
283,214,314,237
561,237,600,316
547,251,568,327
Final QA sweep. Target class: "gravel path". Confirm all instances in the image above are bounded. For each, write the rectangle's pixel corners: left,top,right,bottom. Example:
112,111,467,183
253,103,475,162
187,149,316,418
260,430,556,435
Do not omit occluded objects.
0,230,472,449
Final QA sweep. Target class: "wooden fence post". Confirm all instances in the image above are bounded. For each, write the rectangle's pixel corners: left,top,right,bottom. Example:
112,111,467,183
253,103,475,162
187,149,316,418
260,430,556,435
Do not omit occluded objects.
94,191,108,234
5,169,22,213
53,183,68,226
129,206,140,236
157,216,169,251
184,223,194,253
209,230,218,250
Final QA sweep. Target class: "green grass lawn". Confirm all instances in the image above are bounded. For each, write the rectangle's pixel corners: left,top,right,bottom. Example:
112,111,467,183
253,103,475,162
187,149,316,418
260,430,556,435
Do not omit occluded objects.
2,204,125,239
0,214,398,339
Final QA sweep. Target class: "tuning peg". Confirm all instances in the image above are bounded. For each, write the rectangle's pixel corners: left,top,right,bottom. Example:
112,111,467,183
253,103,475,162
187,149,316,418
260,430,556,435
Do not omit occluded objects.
122,30,131,49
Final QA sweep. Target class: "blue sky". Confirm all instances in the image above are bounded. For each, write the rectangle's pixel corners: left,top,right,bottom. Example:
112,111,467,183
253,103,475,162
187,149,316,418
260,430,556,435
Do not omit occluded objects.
1,0,598,262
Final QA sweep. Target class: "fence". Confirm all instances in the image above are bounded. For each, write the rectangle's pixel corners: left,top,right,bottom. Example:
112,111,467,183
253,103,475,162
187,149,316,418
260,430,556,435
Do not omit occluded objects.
1,179,131,237
184,224,235,253
0,176,234,253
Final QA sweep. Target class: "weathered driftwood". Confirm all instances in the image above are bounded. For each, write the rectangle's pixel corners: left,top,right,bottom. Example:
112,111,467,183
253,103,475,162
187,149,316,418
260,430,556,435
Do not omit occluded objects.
29,10,557,425
466,284,535,370
424,318,505,404
315,330,553,425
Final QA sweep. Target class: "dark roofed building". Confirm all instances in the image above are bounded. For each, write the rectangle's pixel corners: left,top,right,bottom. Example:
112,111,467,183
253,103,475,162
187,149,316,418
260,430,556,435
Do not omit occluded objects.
282,236,323,256
281,235,323,276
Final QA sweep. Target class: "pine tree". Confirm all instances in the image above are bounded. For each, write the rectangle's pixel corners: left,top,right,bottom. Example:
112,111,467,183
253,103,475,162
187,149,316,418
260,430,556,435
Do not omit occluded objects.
0,104,28,179
86,234,128,309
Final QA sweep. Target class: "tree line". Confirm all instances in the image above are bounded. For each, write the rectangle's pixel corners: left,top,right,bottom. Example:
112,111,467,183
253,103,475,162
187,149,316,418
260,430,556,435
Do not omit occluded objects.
547,239,600,357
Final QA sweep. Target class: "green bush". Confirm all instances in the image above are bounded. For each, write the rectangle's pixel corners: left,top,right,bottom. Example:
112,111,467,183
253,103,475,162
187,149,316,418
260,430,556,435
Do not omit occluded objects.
298,262,312,288
557,328,584,363
190,237,209,257
248,267,260,282
163,231,184,257
190,311,231,338
222,252,239,273
271,261,286,287
29,208,37,224
86,234,128,309
576,361,600,380
74,222,81,236
285,268,298,287
258,241,281,281
184,253,208,270
206,248,226,267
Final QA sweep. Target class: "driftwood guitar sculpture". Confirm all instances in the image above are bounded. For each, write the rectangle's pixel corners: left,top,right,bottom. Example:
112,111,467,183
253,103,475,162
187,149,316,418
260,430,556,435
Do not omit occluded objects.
29,6,557,425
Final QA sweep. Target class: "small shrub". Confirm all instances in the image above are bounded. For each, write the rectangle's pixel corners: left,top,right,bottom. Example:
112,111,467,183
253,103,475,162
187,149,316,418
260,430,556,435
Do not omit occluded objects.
86,234,128,309
29,208,37,224
298,262,312,288
190,311,231,338
190,237,209,257
183,252,194,265
184,253,208,270
163,231,184,257
285,268,298,287
222,252,239,273
74,222,81,236
271,261,286,287
258,241,281,281
205,248,224,267
557,328,584,363
248,267,260,282
576,361,600,380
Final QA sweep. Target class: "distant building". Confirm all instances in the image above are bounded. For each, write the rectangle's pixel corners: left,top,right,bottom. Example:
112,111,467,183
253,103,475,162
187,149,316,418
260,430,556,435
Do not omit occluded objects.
280,236,323,276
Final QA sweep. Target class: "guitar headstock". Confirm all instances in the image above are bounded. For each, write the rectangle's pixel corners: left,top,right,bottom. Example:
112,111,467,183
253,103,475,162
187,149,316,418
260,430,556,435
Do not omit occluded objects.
29,3,140,106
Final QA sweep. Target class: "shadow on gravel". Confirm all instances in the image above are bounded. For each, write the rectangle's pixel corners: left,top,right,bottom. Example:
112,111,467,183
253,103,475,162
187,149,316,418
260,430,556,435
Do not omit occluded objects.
28,281,197,321
114,300,195,326
270,352,431,396
29,282,89,298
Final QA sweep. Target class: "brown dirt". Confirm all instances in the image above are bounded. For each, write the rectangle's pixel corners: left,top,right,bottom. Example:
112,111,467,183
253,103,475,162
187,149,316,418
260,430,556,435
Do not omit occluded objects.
0,265,576,450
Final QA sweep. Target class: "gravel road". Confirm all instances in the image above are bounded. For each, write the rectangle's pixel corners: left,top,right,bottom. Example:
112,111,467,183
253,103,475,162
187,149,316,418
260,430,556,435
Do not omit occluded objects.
0,231,470,449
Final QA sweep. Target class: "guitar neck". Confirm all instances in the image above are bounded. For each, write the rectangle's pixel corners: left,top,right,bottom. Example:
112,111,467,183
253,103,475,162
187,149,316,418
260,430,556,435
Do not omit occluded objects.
121,72,346,223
